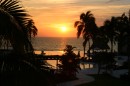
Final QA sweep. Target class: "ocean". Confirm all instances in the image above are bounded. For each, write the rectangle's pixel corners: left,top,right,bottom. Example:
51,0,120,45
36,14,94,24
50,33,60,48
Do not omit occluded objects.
32,37,85,57
32,37,89,69
32,37,84,51
32,37,117,55
32,37,117,69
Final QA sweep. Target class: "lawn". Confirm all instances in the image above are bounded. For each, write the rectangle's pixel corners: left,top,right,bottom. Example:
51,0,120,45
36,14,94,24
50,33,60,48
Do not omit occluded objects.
77,74,130,86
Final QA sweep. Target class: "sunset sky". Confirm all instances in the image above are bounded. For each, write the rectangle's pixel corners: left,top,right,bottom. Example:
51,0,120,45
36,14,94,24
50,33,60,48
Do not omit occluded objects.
22,0,130,37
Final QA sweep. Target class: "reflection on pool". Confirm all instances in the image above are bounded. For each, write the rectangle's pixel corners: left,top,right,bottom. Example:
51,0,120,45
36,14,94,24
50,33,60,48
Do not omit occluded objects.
46,60,94,69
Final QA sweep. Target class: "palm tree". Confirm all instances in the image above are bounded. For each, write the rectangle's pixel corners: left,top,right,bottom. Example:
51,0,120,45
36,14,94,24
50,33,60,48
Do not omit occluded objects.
74,11,97,58
118,12,130,76
0,1,57,85
108,11,130,77
26,19,38,41
0,0,37,54
93,26,110,51
114,11,130,78
128,10,130,77
115,13,129,55
59,45,80,79
0,0,38,73
103,17,117,53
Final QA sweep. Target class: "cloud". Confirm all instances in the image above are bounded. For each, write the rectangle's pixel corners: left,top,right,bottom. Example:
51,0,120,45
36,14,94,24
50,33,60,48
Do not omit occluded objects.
21,0,130,37
107,0,121,3
106,0,130,4
22,0,79,5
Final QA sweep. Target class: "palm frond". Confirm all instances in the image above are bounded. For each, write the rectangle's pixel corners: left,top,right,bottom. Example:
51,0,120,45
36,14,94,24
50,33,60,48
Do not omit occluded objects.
128,10,130,22
77,25,84,38
80,13,85,21
3,0,19,8
86,11,93,18
32,26,38,37
74,21,80,28
0,0,36,53
0,0,30,29
86,11,91,15
26,19,38,38
104,20,110,26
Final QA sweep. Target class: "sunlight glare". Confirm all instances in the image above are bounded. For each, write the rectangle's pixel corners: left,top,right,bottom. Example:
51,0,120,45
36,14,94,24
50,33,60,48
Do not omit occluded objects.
61,26,67,32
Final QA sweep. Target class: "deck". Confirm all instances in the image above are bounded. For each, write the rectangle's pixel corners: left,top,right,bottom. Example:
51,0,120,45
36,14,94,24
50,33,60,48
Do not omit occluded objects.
36,55,62,60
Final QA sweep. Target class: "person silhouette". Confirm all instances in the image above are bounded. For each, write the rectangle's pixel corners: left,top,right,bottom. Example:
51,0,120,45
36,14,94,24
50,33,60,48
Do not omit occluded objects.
77,51,80,57
41,50,45,55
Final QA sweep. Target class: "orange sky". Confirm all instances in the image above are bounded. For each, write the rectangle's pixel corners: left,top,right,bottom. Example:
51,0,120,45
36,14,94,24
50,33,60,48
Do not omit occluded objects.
22,0,130,37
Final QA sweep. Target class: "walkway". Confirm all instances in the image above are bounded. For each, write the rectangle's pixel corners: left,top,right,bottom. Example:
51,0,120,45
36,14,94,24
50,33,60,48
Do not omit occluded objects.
57,61,128,86
57,70,95,86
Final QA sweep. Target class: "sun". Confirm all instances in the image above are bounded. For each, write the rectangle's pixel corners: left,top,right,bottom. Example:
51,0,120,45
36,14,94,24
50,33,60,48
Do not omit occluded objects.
61,26,67,32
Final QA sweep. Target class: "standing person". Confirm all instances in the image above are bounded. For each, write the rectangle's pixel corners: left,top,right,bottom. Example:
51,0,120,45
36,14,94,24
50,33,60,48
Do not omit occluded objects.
77,51,80,58
41,50,45,55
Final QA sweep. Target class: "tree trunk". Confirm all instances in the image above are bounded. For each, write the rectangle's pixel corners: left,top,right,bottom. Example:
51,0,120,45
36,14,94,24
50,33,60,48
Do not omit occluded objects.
98,63,101,75
88,39,90,68
128,56,130,76
83,46,85,58
118,40,121,55
111,40,113,53
127,36,130,76
88,39,90,59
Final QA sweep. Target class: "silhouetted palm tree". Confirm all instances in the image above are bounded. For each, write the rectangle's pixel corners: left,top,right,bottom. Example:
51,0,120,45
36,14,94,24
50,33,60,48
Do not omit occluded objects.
115,13,129,55
0,1,55,86
128,10,130,77
74,11,97,58
115,11,130,78
26,19,38,41
59,45,80,79
0,0,37,54
103,17,117,53
0,0,37,75
119,12,130,76
93,26,110,51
